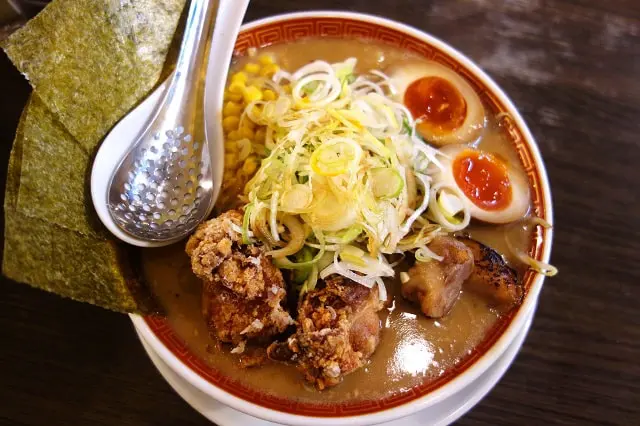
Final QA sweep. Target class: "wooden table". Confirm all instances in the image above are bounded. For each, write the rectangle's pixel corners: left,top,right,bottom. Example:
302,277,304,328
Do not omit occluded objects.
1,0,639,424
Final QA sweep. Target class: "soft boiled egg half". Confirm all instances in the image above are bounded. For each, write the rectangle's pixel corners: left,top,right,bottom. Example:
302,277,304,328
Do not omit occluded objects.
389,62,486,146
433,145,530,224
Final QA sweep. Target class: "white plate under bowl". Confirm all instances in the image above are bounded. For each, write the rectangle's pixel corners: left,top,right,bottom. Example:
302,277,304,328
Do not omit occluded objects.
134,304,534,426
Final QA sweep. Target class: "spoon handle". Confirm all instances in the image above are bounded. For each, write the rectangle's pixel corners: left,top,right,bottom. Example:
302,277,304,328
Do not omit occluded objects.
159,0,218,133
203,0,251,206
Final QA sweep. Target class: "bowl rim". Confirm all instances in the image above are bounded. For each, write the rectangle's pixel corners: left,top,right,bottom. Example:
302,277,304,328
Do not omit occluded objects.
134,301,537,426
132,9,554,426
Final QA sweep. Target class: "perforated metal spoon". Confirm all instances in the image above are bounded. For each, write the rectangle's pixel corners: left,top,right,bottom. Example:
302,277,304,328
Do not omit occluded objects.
91,0,249,247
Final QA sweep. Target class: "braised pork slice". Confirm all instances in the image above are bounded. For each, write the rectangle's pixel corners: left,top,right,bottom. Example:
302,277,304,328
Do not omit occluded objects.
186,211,294,347
401,236,474,318
459,238,522,311
267,275,384,390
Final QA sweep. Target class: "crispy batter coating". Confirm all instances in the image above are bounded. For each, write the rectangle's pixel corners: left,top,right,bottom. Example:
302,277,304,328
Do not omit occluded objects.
187,211,294,346
267,275,383,390
186,210,244,283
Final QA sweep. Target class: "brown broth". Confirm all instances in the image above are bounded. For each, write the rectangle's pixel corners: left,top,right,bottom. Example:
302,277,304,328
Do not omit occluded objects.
140,38,533,403
142,246,506,403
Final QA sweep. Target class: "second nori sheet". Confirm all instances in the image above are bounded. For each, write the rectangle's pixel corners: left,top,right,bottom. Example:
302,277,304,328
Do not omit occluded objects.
3,96,150,313
15,96,104,238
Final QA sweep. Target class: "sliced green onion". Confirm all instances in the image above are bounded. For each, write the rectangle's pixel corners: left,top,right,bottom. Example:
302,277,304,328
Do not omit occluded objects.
515,250,559,277
340,245,366,267
269,190,280,242
242,204,253,245
415,245,444,262
302,80,320,95
300,264,319,295
292,247,313,284
266,215,305,258
274,229,326,270
369,167,404,199
428,182,470,232
340,225,363,244
402,118,412,135
437,189,464,218
342,244,364,257
506,216,558,277
280,184,313,212
334,57,356,83
340,253,366,267
296,171,309,184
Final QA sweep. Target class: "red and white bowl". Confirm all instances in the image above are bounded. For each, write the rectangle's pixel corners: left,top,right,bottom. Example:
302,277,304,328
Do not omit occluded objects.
131,11,554,426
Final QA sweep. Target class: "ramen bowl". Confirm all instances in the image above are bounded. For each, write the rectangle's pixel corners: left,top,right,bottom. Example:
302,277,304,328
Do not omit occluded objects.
132,11,553,426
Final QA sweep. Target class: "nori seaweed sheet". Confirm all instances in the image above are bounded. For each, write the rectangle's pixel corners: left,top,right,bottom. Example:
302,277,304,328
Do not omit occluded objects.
3,0,186,152
4,211,144,312
16,96,105,238
3,96,149,312
2,0,188,313
4,98,28,211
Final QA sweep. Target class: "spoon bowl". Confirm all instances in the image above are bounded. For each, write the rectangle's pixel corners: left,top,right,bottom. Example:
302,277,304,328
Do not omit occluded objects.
91,0,249,247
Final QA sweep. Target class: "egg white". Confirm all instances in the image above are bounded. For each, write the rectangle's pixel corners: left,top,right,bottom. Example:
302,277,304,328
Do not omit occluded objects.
433,145,530,224
389,62,486,146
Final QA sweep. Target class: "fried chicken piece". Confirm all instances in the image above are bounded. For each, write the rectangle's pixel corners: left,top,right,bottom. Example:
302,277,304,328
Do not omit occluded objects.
459,238,523,312
187,211,294,347
401,236,474,318
267,275,384,390
186,210,244,283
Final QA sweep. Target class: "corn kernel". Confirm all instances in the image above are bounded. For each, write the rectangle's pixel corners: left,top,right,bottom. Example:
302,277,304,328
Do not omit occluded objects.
255,128,266,143
225,153,237,166
224,90,243,102
222,116,240,132
244,63,260,74
231,72,248,84
282,84,292,94
227,130,241,141
224,141,236,153
243,119,256,130
243,85,263,103
260,64,279,77
239,126,255,140
242,156,258,175
258,55,274,65
223,101,243,117
262,89,277,101
228,81,245,94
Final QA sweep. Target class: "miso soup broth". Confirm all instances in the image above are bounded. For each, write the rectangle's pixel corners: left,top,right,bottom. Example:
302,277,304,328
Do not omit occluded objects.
141,37,534,404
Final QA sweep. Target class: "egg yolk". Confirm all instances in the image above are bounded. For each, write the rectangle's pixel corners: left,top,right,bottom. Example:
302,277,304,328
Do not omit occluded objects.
404,76,467,136
453,150,512,211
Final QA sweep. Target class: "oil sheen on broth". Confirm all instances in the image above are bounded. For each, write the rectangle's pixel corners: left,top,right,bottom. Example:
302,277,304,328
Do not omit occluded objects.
141,38,533,403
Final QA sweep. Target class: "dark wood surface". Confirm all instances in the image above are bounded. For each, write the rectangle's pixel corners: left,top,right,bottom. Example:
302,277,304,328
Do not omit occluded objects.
1,0,639,425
